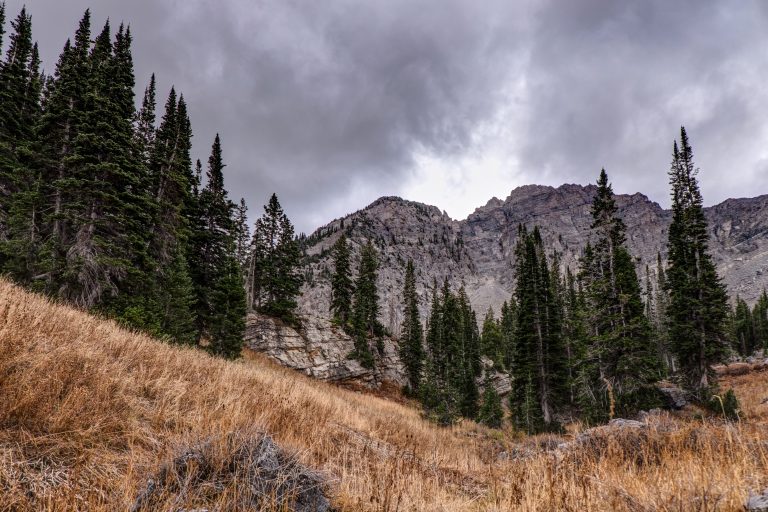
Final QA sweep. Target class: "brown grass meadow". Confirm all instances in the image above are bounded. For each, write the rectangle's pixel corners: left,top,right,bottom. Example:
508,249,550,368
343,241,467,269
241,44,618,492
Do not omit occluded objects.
1,278,767,511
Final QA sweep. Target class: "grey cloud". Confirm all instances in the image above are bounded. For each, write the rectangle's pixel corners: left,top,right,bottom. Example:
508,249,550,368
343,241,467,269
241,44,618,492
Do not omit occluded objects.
6,0,768,232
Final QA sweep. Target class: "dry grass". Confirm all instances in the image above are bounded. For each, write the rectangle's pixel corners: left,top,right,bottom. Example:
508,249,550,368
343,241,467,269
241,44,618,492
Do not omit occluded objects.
0,278,767,511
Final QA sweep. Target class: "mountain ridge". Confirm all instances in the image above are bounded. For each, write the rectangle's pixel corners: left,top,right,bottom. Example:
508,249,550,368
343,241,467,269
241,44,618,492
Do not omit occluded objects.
300,183,768,334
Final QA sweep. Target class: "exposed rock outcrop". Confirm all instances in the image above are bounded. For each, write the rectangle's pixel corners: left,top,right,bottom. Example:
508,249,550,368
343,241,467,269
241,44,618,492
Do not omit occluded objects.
245,312,406,388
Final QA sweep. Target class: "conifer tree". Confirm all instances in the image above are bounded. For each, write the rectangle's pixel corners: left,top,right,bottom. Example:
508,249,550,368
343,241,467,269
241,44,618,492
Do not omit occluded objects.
330,233,353,325
732,297,755,356
481,307,504,368
34,11,92,294
478,375,504,429
58,19,153,307
232,197,250,270
500,299,517,370
754,290,768,350
666,127,729,397
457,285,480,418
189,134,246,357
420,283,460,425
134,73,156,166
349,240,379,367
563,267,587,405
510,225,567,433
0,6,36,257
578,169,662,420
399,259,424,393
652,253,673,372
1,8,43,277
248,193,303,322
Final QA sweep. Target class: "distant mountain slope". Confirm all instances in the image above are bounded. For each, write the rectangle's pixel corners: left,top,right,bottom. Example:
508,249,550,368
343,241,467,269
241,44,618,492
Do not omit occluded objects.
300,184,768,333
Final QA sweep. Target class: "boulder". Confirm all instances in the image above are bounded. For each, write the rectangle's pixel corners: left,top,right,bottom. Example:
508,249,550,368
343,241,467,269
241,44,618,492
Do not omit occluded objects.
747,489,768,511
657,383,688,409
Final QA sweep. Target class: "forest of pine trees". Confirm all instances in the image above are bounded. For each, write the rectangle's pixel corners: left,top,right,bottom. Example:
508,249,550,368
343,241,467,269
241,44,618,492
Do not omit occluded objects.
0,6,752,432
0,7,303,359
391,136,746,431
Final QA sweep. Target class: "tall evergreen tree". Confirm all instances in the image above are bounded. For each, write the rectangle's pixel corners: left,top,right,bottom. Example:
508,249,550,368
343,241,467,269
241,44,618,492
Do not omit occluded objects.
330,233,353,325
666,127,729,397
34,11,92,295
0,6,36,255
577,169,662,420
399,259,424,393
733,296,755,356
457,285,480,418
478,374,504,429
134,73,156,166
481,307,504,368
420,282,460,425
247,193,303,321
189,134,246,357
349,240,379,367
754,290,768,350
56,20,153,307
500,299,517,370
232,197,250,270
510,225,567,433
1,8,43,278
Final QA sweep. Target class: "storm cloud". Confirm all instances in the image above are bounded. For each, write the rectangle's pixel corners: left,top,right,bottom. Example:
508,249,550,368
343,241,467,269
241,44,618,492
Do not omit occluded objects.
6,0,768,232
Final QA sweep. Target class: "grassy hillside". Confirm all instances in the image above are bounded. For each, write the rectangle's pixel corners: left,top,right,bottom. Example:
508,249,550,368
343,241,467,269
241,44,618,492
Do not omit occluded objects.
0,278,767,511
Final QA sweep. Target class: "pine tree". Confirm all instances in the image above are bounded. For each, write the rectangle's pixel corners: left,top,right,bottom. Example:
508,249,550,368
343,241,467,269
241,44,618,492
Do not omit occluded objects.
189,134,246,357
481,307,504,368
232,198,250,270
510,225,567,433
34,11,92,294
399,259,424,393
247,193,303,322
134,73,156,166
330,233,353,326
754,290,768,350
578,169,662,420
500,298,517,370
0,6,37,261
733,296,755,356
420,282,460,425
349,240,379,367
652,253,674,372
563,267,587,405
666,127,729,398
478,375,504,428
1,7,43,278
57,20,153,307
457,285,480,418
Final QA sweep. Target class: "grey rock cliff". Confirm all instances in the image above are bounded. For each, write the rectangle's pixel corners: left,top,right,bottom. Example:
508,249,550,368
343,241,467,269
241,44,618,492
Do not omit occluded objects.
299,184,768,334
244,312,406,387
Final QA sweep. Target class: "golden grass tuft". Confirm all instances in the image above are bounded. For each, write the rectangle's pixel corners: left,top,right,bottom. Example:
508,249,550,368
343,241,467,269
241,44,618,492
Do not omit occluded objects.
1,278,767,510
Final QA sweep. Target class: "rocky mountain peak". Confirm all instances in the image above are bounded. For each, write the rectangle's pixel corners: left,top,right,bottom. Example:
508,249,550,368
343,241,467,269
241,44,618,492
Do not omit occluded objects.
298,184,768,334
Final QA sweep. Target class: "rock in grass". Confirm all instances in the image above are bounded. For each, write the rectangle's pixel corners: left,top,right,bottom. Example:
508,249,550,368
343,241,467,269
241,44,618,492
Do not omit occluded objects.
132,431,331,512
747,489,768,512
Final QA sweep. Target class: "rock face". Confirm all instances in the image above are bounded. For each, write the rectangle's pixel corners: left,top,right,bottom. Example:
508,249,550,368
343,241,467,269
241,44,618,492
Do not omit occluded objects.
244,312,406,387
299,185,768,334
248,184,768,387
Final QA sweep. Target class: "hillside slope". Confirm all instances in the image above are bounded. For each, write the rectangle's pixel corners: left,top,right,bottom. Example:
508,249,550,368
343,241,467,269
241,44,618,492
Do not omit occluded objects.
300,185,768,333
1,279,767,511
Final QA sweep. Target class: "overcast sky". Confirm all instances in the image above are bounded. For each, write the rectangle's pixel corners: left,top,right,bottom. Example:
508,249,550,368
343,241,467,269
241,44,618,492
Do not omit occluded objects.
7,1,768,232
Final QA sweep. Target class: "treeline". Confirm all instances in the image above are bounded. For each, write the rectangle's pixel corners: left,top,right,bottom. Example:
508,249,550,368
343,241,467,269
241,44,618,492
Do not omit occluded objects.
354,128,738,431
0,7,305,357
730,292,768,357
